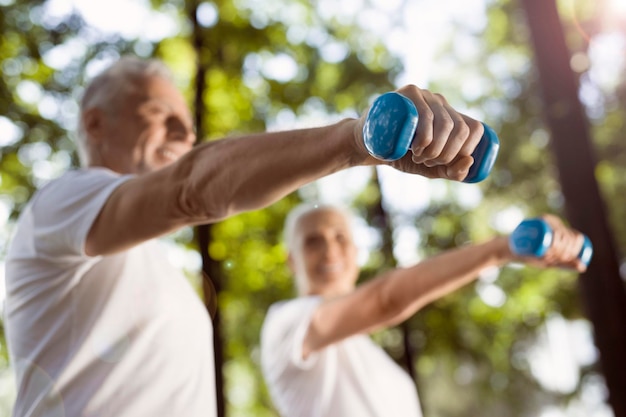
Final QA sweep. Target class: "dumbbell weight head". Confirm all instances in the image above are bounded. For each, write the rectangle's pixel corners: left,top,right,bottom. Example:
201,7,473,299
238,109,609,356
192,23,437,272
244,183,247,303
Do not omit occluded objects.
362,92,500,183
509,218,593,266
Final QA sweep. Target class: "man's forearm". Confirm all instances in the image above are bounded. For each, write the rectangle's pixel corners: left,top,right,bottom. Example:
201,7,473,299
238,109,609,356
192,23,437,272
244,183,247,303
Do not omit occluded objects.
178,118,370,222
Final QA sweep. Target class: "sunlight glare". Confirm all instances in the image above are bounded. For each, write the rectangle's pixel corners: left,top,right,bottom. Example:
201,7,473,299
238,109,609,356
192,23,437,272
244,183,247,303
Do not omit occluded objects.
44,0,178,41
0,116,23,146
608,0,626,16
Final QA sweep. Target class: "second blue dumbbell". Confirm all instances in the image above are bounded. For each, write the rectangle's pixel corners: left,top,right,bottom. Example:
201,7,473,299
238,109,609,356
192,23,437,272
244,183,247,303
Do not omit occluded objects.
509,218,593,266
362,92,500,183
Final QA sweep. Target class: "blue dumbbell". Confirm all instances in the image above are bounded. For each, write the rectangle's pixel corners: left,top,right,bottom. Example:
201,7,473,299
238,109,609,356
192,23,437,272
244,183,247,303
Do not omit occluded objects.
362,92,500,183
509,218,593,266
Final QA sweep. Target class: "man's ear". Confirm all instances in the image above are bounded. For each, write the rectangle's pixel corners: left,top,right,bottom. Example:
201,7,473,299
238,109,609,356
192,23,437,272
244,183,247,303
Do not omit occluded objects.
82,108,105,144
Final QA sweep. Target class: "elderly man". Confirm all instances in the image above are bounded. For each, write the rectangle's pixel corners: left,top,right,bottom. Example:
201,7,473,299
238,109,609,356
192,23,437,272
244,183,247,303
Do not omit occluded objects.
5,55,490,417
260,203,587,417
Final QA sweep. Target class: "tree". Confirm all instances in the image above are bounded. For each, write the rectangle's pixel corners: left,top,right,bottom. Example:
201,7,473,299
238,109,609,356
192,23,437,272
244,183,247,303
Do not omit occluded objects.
2,0,625,416
520,0,626,415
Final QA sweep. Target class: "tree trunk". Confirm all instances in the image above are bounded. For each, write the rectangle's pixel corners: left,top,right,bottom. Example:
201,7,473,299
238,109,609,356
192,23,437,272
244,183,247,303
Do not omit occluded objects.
368,169,418,384
189,1,226,415
197,225,226,417
520,1,626,416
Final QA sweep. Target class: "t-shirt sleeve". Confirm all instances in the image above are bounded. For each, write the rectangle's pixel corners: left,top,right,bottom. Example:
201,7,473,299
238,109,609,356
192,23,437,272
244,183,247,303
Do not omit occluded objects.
261,296,323,376
31,169,132,260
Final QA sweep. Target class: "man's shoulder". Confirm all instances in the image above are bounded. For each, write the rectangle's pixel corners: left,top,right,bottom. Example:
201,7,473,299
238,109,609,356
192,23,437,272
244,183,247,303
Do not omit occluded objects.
33,168,128,203
52,167,124,185
35,167,116,192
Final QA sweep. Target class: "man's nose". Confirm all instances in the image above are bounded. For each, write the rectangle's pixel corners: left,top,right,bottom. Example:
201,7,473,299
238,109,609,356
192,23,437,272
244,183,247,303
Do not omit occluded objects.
166,117,196,144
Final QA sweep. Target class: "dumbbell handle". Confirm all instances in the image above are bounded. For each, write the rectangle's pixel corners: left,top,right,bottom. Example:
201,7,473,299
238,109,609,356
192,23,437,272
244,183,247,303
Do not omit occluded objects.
509,218,593,266
362,92,500,183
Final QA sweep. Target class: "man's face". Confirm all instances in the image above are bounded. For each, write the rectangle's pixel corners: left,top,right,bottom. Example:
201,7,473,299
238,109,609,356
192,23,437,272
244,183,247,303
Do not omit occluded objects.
289,208,359,296
88,75,196,174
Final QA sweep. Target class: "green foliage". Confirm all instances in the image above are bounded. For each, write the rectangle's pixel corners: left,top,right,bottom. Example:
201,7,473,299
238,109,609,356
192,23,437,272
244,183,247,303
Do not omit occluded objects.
1,0,624,416
364,1,625,415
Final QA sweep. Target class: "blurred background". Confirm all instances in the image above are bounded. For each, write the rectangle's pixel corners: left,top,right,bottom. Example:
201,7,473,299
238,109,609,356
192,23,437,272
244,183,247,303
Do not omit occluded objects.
1,0,625,416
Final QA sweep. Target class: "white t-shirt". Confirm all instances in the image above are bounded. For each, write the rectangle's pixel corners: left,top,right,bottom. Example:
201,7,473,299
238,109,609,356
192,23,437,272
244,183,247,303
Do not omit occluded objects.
5,168,216,417
261,296,422,417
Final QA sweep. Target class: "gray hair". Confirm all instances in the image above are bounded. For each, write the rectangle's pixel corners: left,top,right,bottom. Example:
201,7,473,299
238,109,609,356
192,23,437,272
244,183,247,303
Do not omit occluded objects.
76,56,174,166
283,202,356,251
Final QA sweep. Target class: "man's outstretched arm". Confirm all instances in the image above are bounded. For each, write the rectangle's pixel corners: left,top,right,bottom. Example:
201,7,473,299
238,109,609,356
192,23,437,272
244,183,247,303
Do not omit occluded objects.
86,85,485,256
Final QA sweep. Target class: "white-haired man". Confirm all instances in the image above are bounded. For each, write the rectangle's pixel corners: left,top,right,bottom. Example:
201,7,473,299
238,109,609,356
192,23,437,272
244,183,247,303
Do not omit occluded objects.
6,55,493,417
260,203,587,417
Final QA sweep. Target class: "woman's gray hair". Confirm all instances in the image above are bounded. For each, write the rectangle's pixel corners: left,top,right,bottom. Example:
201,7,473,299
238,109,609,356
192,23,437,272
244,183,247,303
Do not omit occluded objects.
76,56,174,166
283,202,356,251
284,202,358,296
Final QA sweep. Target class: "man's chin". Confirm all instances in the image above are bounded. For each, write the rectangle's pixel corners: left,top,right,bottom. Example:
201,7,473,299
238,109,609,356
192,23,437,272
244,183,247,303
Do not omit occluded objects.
314,272,347,286
138,160,172,173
